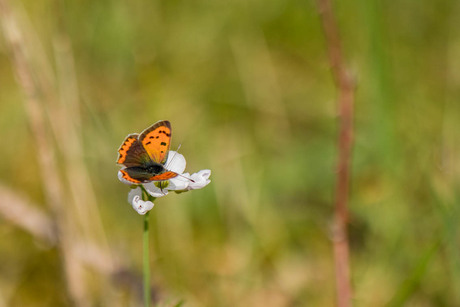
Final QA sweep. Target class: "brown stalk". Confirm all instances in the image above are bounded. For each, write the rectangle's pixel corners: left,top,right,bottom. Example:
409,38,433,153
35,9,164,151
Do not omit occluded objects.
315,0,355,306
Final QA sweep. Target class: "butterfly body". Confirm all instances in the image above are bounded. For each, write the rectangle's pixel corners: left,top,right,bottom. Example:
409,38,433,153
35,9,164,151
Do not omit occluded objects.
117,120,178,184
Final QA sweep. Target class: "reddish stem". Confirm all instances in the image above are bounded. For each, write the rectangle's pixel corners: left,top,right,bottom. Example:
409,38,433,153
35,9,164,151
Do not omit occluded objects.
316,0,355,306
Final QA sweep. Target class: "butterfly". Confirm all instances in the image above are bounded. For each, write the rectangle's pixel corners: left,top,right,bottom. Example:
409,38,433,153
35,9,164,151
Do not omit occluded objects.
117,120,179,184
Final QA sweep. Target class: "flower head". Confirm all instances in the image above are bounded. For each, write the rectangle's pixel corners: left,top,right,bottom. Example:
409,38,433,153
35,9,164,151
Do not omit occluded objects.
119,151,211,214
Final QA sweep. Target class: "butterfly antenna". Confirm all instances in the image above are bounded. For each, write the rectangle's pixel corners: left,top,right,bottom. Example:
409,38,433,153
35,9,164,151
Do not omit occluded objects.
177,173,195,183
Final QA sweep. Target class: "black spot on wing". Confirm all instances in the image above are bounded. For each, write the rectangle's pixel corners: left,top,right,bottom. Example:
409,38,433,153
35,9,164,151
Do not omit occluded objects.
158,130,171,137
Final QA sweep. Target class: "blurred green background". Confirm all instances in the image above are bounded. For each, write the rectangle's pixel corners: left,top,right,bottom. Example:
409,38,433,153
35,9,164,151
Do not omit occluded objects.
1,0,460,306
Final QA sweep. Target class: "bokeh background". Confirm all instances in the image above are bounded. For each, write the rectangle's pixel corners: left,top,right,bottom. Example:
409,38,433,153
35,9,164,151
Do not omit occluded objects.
1,0,460,306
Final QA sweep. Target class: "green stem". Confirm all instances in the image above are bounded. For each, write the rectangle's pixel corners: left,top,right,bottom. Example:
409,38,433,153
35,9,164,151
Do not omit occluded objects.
143,210,150,307
140,186,155,307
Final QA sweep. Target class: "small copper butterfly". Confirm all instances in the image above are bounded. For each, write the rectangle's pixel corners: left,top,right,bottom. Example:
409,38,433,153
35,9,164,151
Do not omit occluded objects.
117,120,178,184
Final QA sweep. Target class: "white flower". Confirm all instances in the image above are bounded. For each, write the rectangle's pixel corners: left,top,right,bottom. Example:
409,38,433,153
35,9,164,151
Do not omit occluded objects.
129,193,154,215
119,151,211,214
177,169,212,191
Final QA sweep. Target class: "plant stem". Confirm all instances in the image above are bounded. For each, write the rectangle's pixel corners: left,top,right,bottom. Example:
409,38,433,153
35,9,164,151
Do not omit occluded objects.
140,186,154,307
315,0,356,306
143,210,151,307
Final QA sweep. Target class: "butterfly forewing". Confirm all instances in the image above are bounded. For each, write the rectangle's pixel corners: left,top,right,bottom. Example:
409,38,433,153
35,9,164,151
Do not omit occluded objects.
117,134,152,167
139,120,172,164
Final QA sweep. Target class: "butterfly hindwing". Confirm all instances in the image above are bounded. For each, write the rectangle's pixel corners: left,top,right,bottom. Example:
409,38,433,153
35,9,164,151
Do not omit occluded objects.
122,165,178,183
149,171,178,181
119,169,143,184
122,166,159,183
139,120,172,164
117,134,151,167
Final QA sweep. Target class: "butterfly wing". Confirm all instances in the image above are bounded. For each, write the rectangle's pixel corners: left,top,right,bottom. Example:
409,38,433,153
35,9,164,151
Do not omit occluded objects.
149,171,178,181
119,169,143,184
121,168,178,183
117,134,151,167
138,120,172,164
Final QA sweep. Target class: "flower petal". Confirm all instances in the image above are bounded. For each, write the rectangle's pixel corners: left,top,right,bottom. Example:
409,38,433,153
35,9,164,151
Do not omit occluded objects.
131,195,154,215
165,151,186,173
128,187,142,204
143,182,169,198
169,174,191,191
188,169,211,190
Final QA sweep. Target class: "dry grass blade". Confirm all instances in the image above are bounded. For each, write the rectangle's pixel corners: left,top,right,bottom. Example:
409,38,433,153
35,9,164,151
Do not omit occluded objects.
0,184,56,244
0,1,90,306
0,183,115,275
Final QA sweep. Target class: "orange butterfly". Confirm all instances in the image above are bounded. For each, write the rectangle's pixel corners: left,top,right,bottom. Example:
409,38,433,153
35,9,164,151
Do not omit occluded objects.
117,120,178,184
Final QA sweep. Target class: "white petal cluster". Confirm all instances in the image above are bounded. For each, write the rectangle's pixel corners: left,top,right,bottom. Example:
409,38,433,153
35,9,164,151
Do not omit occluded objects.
119,151,211,214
